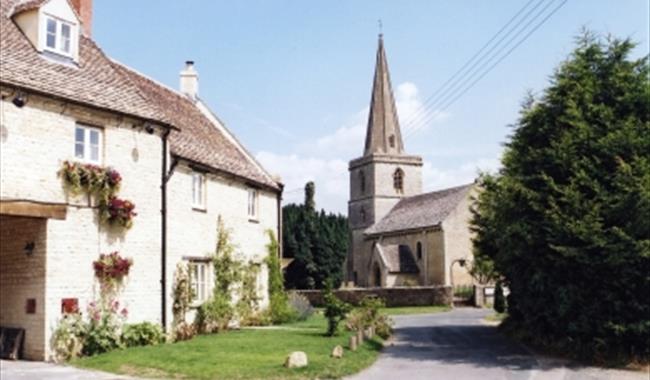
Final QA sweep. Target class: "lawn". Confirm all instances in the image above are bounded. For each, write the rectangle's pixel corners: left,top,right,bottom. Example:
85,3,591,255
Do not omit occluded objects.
381,305,450,315
74,314,381,380
73,306,449,379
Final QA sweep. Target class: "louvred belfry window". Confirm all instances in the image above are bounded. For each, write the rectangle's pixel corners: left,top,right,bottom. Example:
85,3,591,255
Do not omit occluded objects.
393,168,404,193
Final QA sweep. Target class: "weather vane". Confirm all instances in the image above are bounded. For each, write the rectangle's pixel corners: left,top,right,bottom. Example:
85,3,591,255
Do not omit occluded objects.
378,19,383,36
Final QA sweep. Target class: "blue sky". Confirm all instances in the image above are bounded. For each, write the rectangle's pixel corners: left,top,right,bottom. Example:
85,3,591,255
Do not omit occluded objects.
94,0,649,214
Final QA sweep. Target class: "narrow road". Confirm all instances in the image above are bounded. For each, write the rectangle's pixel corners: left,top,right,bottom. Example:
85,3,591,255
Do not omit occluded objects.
347,308,647,380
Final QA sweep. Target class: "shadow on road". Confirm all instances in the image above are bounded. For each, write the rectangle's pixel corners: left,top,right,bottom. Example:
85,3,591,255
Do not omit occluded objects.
384,323,538,371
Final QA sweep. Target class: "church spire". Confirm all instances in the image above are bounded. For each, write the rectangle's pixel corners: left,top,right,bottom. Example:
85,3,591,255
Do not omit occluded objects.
364,34,404,156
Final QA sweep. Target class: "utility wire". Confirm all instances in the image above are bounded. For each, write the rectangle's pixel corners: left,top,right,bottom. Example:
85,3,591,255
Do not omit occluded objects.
400,0,542,133
404,0,567,140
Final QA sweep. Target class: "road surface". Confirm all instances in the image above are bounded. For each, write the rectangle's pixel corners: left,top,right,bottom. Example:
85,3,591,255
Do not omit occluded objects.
347,308,647,380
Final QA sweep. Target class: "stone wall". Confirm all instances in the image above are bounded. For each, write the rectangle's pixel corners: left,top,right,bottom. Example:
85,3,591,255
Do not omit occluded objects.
1,92,164,360
0,215,47,360
166,163,278,324
441,187,476,286
295,286,452,307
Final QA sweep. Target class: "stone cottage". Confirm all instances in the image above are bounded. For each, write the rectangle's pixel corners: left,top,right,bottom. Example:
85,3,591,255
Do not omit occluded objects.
347,35,475,288
0,0,281,360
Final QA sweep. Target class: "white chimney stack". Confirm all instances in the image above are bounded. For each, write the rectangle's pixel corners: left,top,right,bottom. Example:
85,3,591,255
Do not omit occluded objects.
180,61,199,100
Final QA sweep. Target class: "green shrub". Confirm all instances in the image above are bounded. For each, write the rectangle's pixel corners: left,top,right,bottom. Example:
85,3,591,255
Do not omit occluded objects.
121,322,165,347
323,282,351,336
265,230,298,324
345,296,393,339
493,282,506,314
83,321,122,356
195,294,233,333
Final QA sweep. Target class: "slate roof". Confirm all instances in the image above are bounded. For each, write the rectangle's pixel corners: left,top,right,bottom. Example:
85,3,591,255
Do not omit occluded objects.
1,0,280,190
366,183,474,236
377,244,419,274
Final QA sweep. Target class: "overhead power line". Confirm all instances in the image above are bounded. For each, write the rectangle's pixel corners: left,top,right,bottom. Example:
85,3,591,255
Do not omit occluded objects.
402,0,568,140
400,0,542,133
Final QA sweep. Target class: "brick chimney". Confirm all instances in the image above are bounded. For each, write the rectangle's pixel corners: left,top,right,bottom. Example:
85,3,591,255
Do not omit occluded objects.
180,61,199,100
70,0,93,37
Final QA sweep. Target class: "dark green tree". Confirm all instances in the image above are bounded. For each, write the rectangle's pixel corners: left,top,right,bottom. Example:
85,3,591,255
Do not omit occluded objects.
471,32,650,361
283,182,349,289
493,281,506,314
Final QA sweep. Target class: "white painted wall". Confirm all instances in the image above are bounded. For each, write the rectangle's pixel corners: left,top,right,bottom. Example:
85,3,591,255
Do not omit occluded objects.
1,92,164,360
165,163,278,326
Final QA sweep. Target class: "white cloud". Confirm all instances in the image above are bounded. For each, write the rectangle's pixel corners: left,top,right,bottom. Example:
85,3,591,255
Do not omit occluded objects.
254,82,495,215
256,151,349,214
301,82,449,160
422,157,501,191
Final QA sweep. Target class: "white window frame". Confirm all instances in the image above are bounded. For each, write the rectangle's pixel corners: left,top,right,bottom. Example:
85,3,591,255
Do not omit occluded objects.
42,14,76,58
192,172,206,209
74,124,103,164
247,188,258,219
188,260,212,305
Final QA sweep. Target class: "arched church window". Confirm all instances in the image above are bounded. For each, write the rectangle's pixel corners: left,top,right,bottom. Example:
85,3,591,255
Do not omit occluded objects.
393,168,404,192
416,241,422,260
360,206,366,222
359,170,365,193
389,134,395,148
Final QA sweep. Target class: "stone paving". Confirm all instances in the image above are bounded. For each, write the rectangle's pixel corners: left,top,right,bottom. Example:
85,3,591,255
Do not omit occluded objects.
0,359,135,380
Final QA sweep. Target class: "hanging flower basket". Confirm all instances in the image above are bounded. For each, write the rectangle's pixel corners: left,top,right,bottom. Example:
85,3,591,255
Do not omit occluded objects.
59,161,135,231
100,197,137,229
59,161,122,200
93,251,133,284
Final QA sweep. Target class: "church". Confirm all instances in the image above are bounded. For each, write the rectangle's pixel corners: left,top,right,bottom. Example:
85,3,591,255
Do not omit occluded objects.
347,35,475,288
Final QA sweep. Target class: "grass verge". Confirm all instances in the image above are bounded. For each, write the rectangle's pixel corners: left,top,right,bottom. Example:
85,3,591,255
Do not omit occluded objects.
73,306,450,379
381,305,451,315
73,314,381,380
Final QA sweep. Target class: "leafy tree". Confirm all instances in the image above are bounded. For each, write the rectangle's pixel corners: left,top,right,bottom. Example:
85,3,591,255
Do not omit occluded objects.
323,280,352,336
283,182,349,289
471,32,649,361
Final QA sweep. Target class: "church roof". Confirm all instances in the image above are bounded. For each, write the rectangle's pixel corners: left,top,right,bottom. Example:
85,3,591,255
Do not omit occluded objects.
366,183,474,236
376,243,419,274
363,34,404,156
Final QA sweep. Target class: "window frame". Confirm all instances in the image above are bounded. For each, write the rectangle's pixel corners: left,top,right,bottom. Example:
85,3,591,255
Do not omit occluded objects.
188,260,212,305
191,172,206,210
74,124,103,164
42,14,76,58
247,187,259,220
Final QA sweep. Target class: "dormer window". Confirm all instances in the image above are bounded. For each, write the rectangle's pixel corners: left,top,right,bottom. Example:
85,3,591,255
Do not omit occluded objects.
43,16,75,57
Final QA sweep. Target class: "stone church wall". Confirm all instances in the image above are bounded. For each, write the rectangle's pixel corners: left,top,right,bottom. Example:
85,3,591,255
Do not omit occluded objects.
441,189,476,286
296,286,452,307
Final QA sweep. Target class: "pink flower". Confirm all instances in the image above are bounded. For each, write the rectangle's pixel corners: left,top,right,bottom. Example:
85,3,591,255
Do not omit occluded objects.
120,308,128,318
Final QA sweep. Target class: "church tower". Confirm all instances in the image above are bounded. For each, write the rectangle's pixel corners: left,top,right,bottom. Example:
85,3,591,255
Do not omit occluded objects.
347,35,423,286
